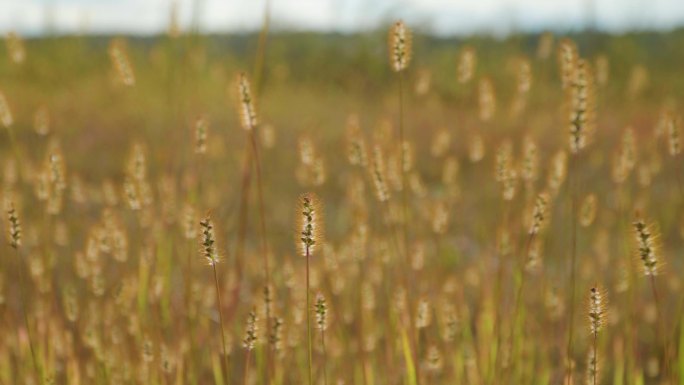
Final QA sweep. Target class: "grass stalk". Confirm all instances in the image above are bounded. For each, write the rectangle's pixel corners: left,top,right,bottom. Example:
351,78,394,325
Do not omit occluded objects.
306,247,313,385
565,154,578,384
213,263,230,378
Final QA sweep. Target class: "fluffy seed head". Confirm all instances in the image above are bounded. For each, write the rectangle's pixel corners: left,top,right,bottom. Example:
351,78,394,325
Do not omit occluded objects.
632,215,660,276
269,316,284,351
243,308,258,350
108,39,135,86
547,150,568,194
370,145,390,202
314,292,328,331
388,21,412,72
5,32,26,64
236,72,258,131
5,199,21,249
525,237,543,273
495,140,516,201
529,192,550,235
296,193,323,257
416,299,431,329
426,345,444,372
521,135,539,182
457,46,476,83
579,194,597,227
194,115,209,154
0,91,14,128
199,214,220,265
478,77,496,122
587,286,606,336
667,113,681,157
558,38,578,90
568,59,595,154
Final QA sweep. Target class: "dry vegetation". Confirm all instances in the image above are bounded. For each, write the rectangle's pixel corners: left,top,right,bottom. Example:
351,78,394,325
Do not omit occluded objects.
2,17,684,385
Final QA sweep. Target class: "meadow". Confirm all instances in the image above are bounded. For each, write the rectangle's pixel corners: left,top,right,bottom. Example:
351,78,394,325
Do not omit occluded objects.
1,23,684,385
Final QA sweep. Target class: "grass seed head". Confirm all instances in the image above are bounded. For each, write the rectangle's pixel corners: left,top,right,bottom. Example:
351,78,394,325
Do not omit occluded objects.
632,214,660,276
529,192,550,235
243,308,258,350
5,32,26,64
199,214,220,266
579,193,597,227
108,38,135,86
388,21,412,72
0,91,14,128
457,46,476,83
587,286,606,336
558,38,578,90
314,292,328,331
568,59,595,154
296,192,323,257
236,72,258,131
194,115,209,154
5,199,21,249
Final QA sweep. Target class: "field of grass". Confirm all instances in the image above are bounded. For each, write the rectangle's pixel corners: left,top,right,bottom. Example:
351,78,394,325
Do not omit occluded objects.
2,24,684,385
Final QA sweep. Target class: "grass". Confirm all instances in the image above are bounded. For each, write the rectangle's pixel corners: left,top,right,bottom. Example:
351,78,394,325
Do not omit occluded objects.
2,25,684,385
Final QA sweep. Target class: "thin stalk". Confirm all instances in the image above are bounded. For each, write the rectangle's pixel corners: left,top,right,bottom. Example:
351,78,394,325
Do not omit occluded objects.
252,0,270,96
674,156,684,198
592,334,597,385
306,248,313,385
492,199,510,383
507,233,535,382
212,264,230,378
380,197,419,377
234,149,252,280
243,350,252,385
565,155,578,385
397,71,421,384
248,130,273,370
358,259,369,385
16,247,40,380
649,275,672,381
321,329,328,385
185,238,198,384
620,185,639,384
252,2,274,380
398,71,409,257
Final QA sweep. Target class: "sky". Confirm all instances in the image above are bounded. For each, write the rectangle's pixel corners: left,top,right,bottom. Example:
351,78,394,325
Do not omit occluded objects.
0,0,681,36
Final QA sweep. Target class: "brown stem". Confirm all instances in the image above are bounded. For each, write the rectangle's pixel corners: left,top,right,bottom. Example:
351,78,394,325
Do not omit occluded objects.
213,263,229,378
243,350,252,385
565,154,578,385
321,329,328,385
248,130,273,378
649,275,672,382
16,247,40,380
306,247,313,385
506,233,535,383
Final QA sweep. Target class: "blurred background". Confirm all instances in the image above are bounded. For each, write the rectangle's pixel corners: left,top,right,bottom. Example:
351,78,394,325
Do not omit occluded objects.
0,0,683,36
